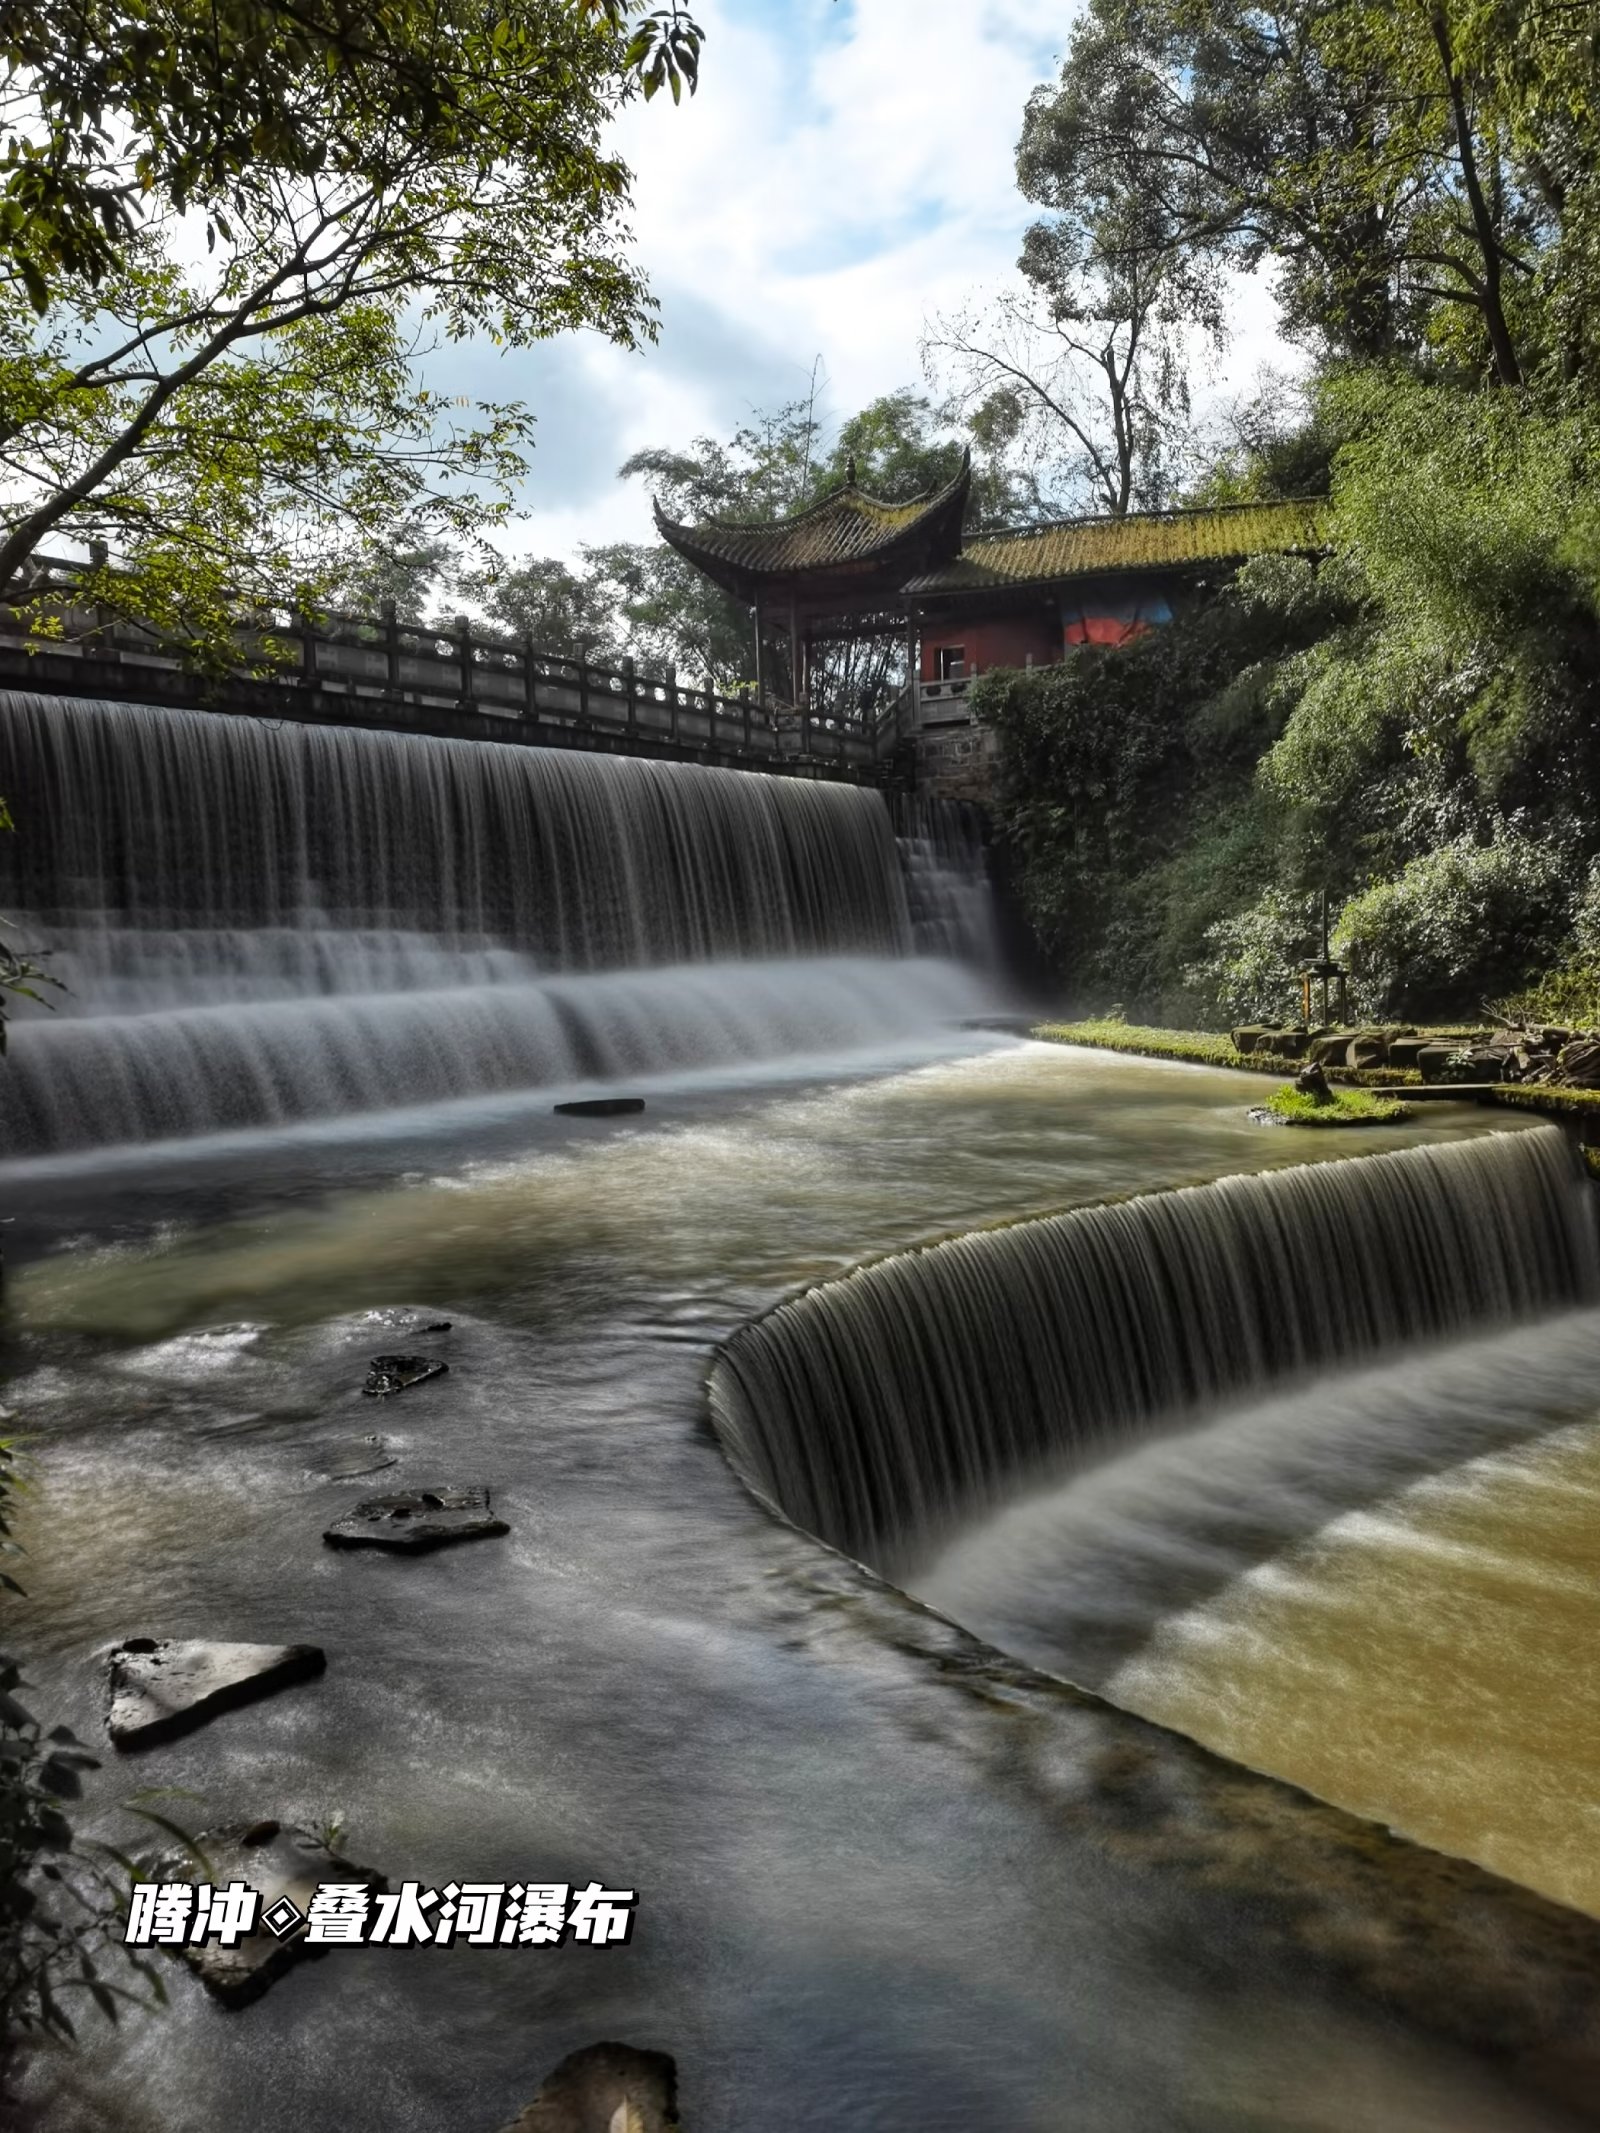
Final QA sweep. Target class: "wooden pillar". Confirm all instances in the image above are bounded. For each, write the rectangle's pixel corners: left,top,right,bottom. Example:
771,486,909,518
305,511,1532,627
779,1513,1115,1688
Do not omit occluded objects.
752,599,765,704
906,602,920,728
788,598,800,710
383,599,401,695
455,613,475,704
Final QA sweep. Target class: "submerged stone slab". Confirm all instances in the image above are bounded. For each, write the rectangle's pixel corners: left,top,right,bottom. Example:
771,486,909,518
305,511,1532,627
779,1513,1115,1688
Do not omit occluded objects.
553,1097,646,1117
319,1433,396,1479
170,1819,385,2009
500,2043,679,2132
107,1637,326,1749
324,1486,508,1553
362,1353,448,1397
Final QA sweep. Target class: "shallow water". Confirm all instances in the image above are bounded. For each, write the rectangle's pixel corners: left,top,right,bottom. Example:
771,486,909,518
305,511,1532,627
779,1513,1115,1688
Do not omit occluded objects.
3,1043,1586,2131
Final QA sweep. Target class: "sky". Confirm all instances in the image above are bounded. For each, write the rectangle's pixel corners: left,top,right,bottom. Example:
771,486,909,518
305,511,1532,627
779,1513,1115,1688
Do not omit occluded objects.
447,1,1296,567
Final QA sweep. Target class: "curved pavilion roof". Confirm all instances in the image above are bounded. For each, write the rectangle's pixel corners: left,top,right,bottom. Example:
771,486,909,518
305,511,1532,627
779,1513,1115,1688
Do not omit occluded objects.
900,497,1328,598
653,451,972,606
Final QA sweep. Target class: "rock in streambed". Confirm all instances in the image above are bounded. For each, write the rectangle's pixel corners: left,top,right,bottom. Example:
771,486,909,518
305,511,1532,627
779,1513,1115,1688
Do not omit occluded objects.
324,1485,508,1553
106,1637,326,1749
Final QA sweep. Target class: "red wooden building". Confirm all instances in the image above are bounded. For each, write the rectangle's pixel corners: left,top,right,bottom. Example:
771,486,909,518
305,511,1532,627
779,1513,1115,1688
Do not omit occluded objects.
656,452,1325,738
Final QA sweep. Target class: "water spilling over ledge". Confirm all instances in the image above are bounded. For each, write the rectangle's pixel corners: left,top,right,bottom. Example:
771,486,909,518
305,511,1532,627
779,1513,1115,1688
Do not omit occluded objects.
0,690,995,1153
708,1126,1599,1567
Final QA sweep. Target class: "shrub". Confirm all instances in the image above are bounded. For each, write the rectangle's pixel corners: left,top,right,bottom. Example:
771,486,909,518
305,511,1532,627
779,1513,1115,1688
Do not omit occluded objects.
1334,826,1576,1019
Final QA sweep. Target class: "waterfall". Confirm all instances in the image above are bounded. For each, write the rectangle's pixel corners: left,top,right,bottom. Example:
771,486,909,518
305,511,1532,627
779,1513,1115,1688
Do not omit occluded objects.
707,1127,1599,1566
0,690,996,1155
895,797,997,963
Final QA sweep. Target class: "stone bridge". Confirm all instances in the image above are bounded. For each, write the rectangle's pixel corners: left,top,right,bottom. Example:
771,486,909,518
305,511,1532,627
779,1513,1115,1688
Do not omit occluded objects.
0,583,916,785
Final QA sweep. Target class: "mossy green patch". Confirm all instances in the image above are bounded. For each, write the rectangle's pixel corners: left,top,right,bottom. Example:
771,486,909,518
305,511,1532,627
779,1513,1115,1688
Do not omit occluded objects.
1263,1084,1412,1126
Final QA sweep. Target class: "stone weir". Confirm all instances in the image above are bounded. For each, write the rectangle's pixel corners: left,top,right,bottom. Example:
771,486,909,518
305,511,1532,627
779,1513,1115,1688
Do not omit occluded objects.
0,687,997,1157
709,1125,1599,1565
704,1127,1600,2120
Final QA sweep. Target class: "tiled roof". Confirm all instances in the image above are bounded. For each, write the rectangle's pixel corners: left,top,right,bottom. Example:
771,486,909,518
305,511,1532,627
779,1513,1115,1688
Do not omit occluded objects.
654,455,971,590
901,498,1329,595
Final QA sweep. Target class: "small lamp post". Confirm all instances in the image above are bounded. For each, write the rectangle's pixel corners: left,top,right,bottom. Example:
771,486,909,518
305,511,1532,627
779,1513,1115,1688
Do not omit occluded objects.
1297,887,1349,1029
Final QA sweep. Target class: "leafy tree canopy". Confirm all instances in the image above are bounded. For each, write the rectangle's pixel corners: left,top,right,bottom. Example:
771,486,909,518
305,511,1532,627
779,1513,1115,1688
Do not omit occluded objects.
0,0,700,664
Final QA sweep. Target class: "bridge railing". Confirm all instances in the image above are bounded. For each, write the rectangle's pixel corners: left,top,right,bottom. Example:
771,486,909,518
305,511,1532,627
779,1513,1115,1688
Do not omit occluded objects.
0,562,900,772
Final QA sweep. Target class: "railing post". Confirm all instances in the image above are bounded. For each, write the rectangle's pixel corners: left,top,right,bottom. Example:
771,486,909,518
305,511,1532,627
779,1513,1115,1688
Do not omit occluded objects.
578,654,590,725
382,599,400,695
296,603,318,686
622,655,636,733
523,633,538,722
455,614,474,704
742,690,752,755
667,664,678,743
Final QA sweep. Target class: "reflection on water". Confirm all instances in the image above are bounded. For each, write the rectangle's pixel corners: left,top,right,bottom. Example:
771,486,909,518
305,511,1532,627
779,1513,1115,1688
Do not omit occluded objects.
3,1042,1587,2133
7,1042,1531,1342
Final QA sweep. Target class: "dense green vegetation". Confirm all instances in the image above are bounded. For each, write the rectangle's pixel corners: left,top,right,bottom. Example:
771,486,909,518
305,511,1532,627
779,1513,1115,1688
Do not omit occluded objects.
977,0,1600,1029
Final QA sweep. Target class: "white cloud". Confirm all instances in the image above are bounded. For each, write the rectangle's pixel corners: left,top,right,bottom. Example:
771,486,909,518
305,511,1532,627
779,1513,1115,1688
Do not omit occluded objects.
474,0,1295,565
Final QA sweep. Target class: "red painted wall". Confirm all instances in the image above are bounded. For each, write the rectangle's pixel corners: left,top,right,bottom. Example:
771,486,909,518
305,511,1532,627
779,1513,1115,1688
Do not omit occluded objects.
920,613,1059,682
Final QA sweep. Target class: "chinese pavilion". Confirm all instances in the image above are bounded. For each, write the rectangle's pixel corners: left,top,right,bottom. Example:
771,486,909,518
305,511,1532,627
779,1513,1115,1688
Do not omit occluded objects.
655,452,1326,737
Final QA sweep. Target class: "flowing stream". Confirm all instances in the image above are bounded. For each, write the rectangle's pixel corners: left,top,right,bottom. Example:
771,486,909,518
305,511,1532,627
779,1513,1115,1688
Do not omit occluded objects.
5,689,1600,2131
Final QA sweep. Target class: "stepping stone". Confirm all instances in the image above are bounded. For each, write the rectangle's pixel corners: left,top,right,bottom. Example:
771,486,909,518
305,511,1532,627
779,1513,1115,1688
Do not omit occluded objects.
323,1486,508,1554
553,1097,646,1117
500,2043,680,2132
106,1638,326,1750
362,1353,447,1397
320,1434,396,1479
165,1819,385,2009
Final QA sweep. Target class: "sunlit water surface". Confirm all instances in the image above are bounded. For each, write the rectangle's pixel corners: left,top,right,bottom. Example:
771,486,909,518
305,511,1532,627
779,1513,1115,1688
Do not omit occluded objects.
3,1042,1585,2133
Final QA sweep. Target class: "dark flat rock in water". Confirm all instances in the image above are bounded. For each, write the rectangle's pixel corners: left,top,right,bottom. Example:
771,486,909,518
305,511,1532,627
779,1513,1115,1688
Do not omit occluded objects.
500,2043,679,2132
324,1485,508,1553
106,1637,326,1749
362,1353,447,1397
169,1820,385,2008
1246,1106,1293,1127
320,1433,396,1478
554,1097,647,1117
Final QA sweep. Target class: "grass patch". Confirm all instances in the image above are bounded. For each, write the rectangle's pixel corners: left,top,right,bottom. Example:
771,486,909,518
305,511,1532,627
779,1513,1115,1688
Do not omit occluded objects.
1034,1019,1269,1074
1262,1084,1412,1127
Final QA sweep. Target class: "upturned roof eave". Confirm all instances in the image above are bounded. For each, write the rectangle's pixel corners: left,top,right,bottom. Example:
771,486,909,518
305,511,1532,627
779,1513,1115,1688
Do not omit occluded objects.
651,451,972,599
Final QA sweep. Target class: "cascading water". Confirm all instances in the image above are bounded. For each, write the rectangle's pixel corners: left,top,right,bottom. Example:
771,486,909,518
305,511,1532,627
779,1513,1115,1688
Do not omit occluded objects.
895,795,998,964
708,1126,1599,1567
0,689,997,1154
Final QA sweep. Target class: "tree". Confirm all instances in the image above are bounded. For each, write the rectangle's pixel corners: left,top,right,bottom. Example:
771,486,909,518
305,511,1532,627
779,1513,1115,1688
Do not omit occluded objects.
1012,0,1594,390
927,103,1222,516
1,2,703,302
0,0,701,663
476,554,620,662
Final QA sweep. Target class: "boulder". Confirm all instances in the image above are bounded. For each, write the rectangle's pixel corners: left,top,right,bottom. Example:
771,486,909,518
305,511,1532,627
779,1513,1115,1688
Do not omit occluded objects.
1385,1035,1433,1069
165,1819,384,2009
362,1354,447,1397
106,1637,326,1750
1558,1039,1600,1089
324,1486,509,1554
1230,1026,1266,1055
1417,1045,1504,1085
1307,1029,1357,1067
500,2044,680,2133
1344,1029,1391,1069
